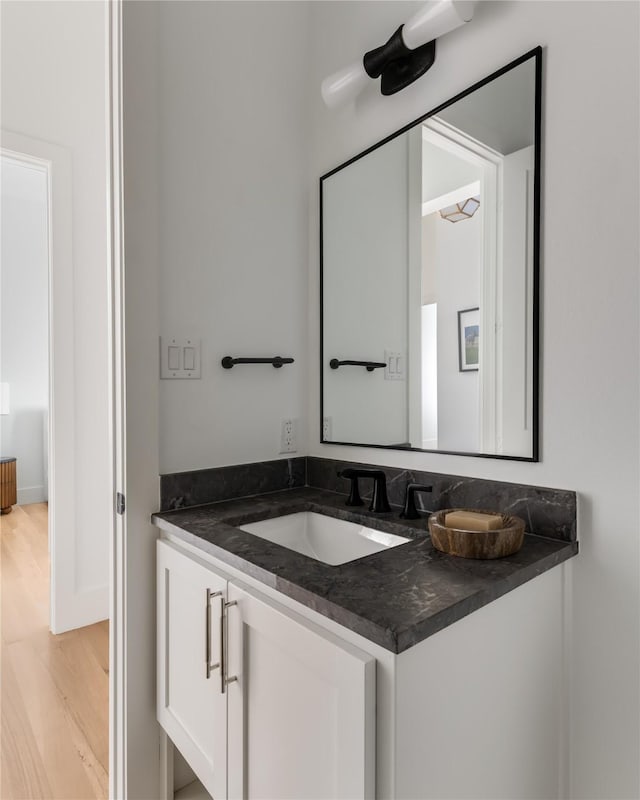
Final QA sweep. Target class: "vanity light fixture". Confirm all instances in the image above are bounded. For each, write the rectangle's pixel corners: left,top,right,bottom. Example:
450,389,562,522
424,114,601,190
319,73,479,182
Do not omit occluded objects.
439,195,480,223
321,0,476,108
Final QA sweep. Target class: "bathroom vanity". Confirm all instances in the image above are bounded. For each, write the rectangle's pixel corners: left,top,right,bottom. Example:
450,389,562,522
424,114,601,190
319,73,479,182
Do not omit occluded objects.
152,45,574,800
153,467,577,800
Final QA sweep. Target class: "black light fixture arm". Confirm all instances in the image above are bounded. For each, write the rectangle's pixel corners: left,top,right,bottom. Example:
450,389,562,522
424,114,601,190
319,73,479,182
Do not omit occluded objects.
221,356,294,369
400,483,434,519
330,359,386,372
363,25,436,96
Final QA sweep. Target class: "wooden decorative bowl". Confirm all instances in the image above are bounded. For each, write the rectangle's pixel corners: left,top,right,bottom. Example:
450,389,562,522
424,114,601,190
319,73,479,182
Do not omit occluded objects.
428,509,526,559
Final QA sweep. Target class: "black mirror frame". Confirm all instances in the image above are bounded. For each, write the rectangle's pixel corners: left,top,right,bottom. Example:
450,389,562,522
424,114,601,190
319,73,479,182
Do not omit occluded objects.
319,46,542,462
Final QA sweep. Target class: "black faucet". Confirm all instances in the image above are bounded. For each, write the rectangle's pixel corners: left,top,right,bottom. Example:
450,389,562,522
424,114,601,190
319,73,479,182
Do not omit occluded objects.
337,468,391,513
400,483,433,519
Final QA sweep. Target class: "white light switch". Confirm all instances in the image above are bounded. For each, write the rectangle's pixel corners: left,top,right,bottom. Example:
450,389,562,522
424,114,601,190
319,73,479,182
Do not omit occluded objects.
183,347,196,371
384,349,405,381
160,337,201,379
168,346,181,371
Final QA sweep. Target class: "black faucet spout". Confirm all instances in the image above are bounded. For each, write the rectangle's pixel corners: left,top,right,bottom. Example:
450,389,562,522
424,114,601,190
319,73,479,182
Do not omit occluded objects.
337,468,364,506
337,468,391,513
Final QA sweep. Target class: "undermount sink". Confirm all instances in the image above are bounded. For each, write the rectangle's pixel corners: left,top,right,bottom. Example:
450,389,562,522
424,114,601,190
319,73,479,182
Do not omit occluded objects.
239,511,410,566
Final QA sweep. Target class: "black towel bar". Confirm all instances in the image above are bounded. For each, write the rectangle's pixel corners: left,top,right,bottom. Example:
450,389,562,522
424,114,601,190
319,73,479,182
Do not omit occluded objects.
221,356,294,369
329,359,386,372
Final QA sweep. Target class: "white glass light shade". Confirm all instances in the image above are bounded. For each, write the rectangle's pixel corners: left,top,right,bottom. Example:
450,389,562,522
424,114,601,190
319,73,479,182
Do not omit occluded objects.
321,61,371,109
403,0,476,50
0,383,9,415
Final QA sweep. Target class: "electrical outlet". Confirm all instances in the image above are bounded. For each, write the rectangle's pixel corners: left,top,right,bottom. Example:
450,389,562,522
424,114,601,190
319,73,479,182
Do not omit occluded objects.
322,416,332,440
280,418,297,453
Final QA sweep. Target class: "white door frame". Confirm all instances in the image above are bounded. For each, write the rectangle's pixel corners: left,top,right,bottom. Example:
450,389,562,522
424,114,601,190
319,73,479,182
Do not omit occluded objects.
0,131,79,634
108,1,164,796
422,118,503,453
107,0,126,796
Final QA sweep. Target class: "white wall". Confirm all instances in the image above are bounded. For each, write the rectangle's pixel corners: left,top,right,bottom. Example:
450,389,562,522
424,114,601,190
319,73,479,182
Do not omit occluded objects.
323,133,409,446
1,0,110,625
156,1,310,474
307,2,639,798
0,157,49,504
122,1,639,796
121,3,312,795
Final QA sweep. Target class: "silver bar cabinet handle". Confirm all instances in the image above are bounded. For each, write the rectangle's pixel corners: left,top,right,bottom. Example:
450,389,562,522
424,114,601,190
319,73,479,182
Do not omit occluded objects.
221,599,238,693
206,589,222,679
220,596,226,694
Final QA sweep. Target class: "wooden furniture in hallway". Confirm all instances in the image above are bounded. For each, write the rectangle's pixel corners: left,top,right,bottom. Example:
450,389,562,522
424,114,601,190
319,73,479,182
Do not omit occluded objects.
0,457,17,514
1,502,109,799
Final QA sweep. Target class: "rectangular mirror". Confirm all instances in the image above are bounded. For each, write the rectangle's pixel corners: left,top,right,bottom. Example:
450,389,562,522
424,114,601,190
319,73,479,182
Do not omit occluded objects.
320,48,541,461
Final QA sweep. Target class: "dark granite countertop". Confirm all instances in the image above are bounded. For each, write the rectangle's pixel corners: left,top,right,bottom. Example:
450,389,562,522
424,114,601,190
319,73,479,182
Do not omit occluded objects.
152,487,578,654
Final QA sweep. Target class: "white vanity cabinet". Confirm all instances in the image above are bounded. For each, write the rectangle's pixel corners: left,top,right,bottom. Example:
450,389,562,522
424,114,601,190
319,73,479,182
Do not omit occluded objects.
157,540,376,800
158,532,568,800
157,541,228,798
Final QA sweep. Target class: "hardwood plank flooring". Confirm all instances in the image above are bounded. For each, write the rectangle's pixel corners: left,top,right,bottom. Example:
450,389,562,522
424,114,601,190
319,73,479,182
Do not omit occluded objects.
1,504,109,799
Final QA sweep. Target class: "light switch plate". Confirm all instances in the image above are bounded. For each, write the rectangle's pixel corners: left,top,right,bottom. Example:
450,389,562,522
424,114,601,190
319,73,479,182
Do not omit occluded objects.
384,349,405,381
160,337,202,379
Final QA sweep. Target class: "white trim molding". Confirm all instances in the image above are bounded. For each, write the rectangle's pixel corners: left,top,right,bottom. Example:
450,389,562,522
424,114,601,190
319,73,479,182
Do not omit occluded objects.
16,486,47,505
110,0,164,796
107,1,126,797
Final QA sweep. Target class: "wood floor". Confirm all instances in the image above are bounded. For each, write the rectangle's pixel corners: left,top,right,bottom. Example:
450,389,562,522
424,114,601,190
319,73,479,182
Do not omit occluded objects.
1,503,109,800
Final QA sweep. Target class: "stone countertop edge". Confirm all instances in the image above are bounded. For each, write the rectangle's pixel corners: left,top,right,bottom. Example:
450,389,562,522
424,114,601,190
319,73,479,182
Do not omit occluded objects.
152,488,578,654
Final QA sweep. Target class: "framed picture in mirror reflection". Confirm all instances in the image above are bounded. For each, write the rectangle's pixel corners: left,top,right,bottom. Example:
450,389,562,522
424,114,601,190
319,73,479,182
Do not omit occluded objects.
458,307,479,372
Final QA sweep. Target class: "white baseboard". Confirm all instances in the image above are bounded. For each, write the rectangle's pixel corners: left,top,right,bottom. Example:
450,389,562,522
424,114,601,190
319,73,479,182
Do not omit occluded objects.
17,485,47,505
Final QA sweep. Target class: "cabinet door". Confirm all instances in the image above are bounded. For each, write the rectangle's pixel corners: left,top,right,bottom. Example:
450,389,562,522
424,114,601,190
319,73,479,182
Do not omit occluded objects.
157,540,227,800
226,582,376,800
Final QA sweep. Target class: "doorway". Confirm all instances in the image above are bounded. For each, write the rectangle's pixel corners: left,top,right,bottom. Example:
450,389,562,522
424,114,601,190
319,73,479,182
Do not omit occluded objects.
409,119,503,454
0,143,109,799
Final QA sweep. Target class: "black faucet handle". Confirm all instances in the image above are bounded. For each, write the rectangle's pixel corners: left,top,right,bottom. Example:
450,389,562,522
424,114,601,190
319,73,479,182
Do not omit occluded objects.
337,470,364,507
400,483,433,519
